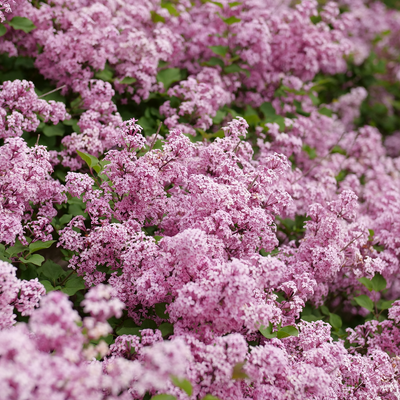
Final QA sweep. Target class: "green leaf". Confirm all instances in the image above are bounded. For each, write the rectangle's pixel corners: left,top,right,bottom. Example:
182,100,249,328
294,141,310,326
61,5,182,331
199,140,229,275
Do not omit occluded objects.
68,204,85,216
371,273,387,292
61,275,86,295
6,241,26,257
138,116,155,132
221,15,241,24
171,376,192,396
151,11,165,23
153,235,163,243
19,254,45,266
368,229,375,241
120,76,137,84
202,396,221,400
116,327,141,336
151,395,176,400
63,118,78,127
42,124,65,137
354,295,374,312
155,302,169,319
158,322,174,337
209,1,223,8
39,280,55,293
70,96,83,109
228,1,242,7
281,85,306,96
301,314,322,322
259,323,277,339
311,77,337,90
309,93,320,106
59,214,73,226
373,244,385,253
40,260,64,282
19,263,38,280
8,17,36,33
204,56,225,68
29,240,56,254
329,313,342,330
244,114,260,125
358,277,373,291
95,69,113,81
318,107,333,117
335,170,348,183
141,319,158,329
303,144,317,160
0,24,7,36
99,160,111,169
331,145,346,155
224,64,244,74
157,68,183,91
268,115,286,131
62,118,80,132
232,361,248,380
378,299,393,310
320,305,330,316
213,109,227,124
113,317,136,329
277,325,299,339
76,150,99,169
224,63,250,77
201,0,224,8
260,102,277,118
161,3,179,16
293,100,310,117
209,45,229,57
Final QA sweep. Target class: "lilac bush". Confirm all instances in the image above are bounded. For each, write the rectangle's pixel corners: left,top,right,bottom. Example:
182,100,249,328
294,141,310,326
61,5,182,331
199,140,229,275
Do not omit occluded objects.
3,0,400,399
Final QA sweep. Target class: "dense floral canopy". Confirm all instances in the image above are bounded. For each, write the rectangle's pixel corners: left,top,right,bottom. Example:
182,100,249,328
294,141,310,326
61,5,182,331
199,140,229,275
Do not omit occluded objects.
2,0,400,399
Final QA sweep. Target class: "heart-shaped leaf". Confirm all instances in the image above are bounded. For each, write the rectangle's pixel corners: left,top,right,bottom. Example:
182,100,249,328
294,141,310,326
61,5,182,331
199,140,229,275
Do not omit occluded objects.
277,325,298,339
8,17,36,33
354,295,374,312
371,273,386,292
19,254,45,266
29,240,56,254
171,376,192,396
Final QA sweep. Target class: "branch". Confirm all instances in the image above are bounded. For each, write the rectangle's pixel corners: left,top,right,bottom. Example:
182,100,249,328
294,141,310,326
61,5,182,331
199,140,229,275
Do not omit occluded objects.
149,122,162,152
38,85,66,99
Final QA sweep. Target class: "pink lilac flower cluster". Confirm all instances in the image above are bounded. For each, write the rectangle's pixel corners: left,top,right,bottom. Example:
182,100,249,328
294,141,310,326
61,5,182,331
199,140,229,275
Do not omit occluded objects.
54,113,400,396
60,80,124,170
2,0,400,398
2,0,398,157
0,136,66,244
0,79,68,139
0,0,354,133
160,67,233,135
6,0,182,100
0,261,44,328
0,284,191,399
0,0,16,22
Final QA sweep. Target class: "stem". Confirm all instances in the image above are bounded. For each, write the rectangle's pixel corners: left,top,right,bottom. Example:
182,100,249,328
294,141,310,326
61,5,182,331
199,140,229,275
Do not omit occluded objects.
247,174,259,191
340,232,364,252
59,270,74,286
233,140,241,153
38,85,66,99
149,122,162,152
158,157,175,171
